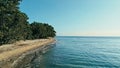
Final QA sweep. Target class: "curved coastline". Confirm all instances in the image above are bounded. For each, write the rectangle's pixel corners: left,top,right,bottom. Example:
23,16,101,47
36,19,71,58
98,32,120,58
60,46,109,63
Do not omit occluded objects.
0,38,56,68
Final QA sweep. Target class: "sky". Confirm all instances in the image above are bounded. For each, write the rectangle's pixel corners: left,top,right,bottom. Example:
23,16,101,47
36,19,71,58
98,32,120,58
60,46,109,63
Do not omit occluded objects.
20,0,120,36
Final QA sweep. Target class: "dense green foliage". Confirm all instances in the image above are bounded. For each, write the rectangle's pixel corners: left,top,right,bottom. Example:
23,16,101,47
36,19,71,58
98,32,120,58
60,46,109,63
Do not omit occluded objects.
30,22,56,39
0,0,56,45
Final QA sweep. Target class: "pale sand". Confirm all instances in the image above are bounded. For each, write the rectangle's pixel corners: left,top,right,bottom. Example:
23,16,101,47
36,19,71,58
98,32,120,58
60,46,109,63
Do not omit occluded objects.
0,38,55,61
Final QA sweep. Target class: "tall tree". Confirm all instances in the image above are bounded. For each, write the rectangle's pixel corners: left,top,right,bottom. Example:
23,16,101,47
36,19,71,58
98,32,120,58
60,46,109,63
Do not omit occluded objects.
0,0,32,44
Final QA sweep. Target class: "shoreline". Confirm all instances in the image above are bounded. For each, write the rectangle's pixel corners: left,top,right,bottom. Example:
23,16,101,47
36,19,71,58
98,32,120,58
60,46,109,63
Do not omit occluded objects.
0,38,56,68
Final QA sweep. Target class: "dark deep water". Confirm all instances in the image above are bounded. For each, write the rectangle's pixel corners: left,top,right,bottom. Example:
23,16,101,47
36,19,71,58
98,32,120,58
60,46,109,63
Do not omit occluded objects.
32,36,120,68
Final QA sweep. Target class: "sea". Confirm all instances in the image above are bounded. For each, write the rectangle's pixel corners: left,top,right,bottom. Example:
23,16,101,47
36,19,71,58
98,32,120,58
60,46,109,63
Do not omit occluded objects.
31,36,120,68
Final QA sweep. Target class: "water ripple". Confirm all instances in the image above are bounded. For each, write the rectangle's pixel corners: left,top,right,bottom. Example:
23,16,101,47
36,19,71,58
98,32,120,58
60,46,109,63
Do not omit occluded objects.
32,36,120,68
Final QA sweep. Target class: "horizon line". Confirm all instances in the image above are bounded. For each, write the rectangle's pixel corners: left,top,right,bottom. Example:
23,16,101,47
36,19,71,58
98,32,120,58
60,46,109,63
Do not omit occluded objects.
56,35,120,37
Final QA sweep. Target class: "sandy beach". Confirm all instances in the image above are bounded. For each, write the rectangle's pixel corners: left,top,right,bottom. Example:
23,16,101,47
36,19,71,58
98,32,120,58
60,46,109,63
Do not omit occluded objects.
0,38,55,62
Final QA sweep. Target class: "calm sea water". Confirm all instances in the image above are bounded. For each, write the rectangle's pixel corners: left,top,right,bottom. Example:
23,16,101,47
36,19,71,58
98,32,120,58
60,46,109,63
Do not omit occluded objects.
32,36,120,68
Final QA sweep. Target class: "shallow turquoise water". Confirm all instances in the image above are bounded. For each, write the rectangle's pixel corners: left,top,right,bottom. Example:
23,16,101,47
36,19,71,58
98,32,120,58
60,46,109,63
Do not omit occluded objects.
32,36,120,68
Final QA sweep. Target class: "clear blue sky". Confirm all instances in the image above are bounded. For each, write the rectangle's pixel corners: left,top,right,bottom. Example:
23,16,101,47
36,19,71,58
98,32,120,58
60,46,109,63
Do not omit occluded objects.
20,0,120,36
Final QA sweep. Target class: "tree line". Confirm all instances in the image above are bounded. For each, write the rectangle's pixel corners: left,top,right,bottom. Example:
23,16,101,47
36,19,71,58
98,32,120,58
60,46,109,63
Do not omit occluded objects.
0,0,56,45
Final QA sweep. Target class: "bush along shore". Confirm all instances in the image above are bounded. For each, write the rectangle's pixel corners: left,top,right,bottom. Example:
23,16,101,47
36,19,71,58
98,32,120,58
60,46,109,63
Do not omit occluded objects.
0,0,56,45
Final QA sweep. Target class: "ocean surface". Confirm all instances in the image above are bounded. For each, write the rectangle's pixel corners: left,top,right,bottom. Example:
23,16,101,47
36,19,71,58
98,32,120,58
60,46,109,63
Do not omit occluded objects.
32,36,120,68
